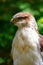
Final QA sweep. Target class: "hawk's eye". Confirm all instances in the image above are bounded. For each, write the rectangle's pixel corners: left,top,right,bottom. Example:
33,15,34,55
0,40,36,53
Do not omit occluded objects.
18,17,27,19
17,17,27,21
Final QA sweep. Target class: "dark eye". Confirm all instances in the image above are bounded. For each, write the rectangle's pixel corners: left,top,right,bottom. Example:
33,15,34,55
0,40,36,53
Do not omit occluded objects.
17,17,27,20
14,17,27,22
16,17,23,22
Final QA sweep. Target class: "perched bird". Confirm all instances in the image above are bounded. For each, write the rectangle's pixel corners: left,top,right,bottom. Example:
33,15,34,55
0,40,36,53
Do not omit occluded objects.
11,12,43,65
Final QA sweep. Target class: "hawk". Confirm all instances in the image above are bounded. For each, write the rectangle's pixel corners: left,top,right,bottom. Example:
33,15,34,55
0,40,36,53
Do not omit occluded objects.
11,12,43,65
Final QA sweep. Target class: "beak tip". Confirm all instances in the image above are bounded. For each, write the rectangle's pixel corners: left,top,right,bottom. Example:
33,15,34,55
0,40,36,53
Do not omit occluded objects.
10,18,13,22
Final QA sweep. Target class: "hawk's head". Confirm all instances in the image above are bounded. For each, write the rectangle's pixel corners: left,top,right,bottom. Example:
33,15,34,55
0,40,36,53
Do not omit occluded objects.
11,12,38,30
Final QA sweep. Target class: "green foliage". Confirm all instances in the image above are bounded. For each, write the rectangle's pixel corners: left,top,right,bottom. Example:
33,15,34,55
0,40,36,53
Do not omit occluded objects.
37,17,43,35
0,0,43,65
0,58,5,64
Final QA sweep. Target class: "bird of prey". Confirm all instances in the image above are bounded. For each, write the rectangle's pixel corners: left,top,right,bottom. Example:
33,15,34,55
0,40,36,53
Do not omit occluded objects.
11,12,43,65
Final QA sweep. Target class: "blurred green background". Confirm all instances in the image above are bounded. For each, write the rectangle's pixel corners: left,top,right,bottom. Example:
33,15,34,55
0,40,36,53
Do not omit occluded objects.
0,0,43,65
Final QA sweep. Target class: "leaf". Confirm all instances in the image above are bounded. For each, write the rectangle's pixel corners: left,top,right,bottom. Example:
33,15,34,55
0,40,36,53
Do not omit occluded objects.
37,17,43,23
0,58,5,64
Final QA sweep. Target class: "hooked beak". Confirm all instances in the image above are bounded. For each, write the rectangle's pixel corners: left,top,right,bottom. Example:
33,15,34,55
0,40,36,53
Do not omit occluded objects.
10,18,14,22
10,18,16,24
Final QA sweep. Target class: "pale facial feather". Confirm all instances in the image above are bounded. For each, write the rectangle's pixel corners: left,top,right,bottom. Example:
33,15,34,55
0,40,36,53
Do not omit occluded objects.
11,12,38,30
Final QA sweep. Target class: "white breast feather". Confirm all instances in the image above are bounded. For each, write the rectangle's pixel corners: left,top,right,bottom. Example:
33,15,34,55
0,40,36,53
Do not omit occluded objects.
11,27,43,65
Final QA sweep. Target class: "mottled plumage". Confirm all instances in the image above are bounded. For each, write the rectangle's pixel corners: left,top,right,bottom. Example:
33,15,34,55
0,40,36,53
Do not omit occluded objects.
11,12,43,65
